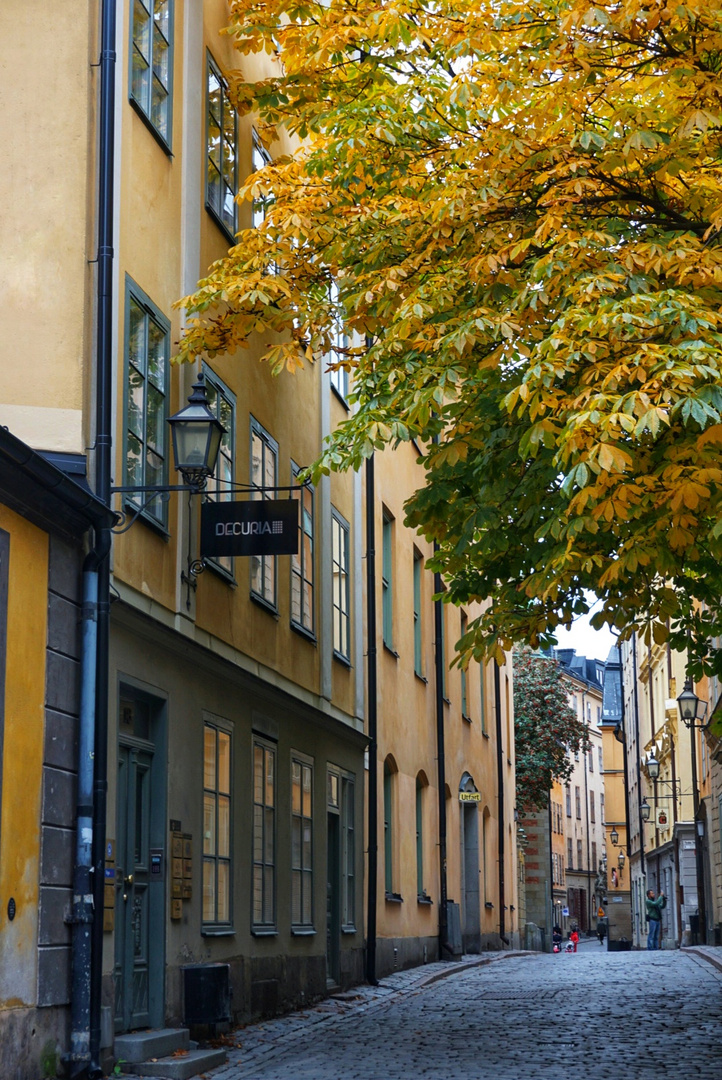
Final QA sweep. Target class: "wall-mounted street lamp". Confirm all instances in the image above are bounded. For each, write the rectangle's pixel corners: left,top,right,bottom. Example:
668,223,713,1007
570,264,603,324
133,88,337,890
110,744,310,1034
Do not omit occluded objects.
610,826,619,846
112,372,225,531
167,373,225,490
617,850,625,869
640,797,651,822
677,679,708,729
645,752,682,804
677,675,708,943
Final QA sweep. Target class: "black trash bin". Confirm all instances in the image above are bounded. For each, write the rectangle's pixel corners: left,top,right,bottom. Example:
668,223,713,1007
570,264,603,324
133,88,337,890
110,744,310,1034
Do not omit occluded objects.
183,962,231,1026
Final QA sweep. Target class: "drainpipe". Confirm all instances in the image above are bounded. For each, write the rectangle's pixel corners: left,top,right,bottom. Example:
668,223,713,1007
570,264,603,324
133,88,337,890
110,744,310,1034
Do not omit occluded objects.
68,551,101,1075
365,455,378,986
88,0,116,1073
494,661,509,944
631,634,644,876
433,548,449,958
582,692,591,933
618,668,633,935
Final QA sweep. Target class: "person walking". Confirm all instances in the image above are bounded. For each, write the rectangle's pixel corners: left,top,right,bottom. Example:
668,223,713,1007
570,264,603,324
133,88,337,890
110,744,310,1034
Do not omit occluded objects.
570,928,580,953
646,889,666,950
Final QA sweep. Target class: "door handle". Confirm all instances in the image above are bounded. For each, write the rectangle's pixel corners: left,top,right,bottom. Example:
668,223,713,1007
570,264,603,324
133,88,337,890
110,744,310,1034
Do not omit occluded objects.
125,874,134,886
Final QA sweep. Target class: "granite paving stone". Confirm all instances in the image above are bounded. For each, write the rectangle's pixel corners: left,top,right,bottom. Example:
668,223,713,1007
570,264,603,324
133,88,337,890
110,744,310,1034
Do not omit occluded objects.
125,946,722,1080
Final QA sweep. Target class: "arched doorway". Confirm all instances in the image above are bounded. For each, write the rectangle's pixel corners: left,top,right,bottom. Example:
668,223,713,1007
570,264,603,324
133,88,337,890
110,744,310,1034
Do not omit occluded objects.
459,773,481,954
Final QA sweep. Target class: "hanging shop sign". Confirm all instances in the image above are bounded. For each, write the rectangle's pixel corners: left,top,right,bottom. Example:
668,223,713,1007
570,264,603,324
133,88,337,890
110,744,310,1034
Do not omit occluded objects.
656,808,669,828
459,791,481,803
201,499,298,558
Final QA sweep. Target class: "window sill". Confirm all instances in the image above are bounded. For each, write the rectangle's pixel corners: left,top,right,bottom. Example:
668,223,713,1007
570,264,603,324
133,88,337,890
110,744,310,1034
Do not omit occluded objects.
341,925,357,935
123,500,170,540
331,384,350,410
201,927,236,937
462,714,472,724
482,730,490,740
414,671,427,684
205,559,237,586
383,643,399,660
333,651,352,669
291,621,317,645
291,927,316,937
485,902,494,909
417,894,433,906
251,927,278,938
250,592,279,618
205,200,238,246
385,892,403,904
129,96,173,157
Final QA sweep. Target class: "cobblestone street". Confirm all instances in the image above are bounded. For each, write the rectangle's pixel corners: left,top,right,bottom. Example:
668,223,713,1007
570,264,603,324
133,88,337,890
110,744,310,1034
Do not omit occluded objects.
204,947,722,1080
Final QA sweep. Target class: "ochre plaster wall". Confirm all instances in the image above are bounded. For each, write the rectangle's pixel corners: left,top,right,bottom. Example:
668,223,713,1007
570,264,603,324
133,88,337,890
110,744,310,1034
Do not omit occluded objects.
0,507,49,1008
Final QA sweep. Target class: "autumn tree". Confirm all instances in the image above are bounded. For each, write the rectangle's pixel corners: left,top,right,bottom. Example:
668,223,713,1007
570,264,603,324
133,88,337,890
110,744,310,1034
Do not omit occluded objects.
177,1,722,676
513,648,588,814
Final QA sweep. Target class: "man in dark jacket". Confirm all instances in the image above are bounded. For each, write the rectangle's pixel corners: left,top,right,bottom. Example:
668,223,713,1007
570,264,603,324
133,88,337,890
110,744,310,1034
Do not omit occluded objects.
646,889,666,950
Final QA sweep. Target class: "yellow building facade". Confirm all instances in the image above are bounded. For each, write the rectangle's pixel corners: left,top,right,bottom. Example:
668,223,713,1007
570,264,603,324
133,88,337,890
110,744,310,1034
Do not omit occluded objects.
0,2,517,1075
622,634,708,947
372,442,517,968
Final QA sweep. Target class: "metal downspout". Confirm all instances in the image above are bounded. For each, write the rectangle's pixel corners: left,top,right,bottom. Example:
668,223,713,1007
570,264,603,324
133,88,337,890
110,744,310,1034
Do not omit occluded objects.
89,0,116,1073
365,455,379,985
631,633,645,876
618,666,633,931
68,553,100,1076
494,661,509,944
434,550,449,958
582,692,591,932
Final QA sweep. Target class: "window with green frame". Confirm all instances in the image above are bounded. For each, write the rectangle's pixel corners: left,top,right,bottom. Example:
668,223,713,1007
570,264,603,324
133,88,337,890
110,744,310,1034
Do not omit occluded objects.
203,719,232,927
328,282,349,401
331,509,350,662
460,612,469,719
130,0,173,146
413,549,423,677
291,756,313,929
206,53,237,239
381,509,394,650
416,775,425,897
124,279,169,527
291,464,314,635
252,737,276,930
383,758,396,896
480,661,487,734
251,130,272,229
202,365,235,579
250,418,278,609
341,774,355,928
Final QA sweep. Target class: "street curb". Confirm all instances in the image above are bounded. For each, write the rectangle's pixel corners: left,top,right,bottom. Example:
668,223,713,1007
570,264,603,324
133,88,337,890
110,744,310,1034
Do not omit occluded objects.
683,947,722,976
410,949,534,991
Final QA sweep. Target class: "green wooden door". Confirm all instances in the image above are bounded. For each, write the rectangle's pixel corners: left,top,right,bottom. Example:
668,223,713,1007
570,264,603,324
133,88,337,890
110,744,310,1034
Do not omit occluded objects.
114,744,157,1031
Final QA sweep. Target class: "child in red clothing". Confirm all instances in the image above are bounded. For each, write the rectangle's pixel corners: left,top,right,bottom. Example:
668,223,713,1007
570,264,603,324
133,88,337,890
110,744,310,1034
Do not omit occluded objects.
570,929,580,952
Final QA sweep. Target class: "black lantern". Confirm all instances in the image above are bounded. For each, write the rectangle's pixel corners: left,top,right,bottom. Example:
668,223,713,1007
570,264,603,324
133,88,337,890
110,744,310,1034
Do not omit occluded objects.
640,797,651,822
167,373,225,489
610,826,619,846
618,850,625,869
647,753,660,781
677,678,703,728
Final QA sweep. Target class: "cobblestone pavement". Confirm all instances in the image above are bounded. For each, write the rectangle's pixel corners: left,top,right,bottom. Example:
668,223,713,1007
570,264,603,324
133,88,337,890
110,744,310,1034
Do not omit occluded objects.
201,946,722,1080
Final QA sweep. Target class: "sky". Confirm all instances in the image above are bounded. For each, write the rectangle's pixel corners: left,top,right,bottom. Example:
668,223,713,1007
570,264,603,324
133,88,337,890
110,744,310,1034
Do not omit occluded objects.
551,594,617,663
